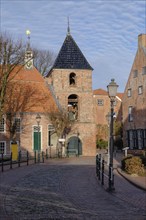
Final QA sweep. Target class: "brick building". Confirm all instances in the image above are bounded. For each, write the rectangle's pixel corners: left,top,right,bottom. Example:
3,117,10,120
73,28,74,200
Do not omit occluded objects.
46,28,96,156
93,88,123,125
122,34,146,150
0,47,59,157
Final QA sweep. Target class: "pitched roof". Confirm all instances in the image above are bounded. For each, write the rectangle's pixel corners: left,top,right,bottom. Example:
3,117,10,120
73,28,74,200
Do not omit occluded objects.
6,66,58,113
52,33,93,70
93,89,107,95
93,88,123,100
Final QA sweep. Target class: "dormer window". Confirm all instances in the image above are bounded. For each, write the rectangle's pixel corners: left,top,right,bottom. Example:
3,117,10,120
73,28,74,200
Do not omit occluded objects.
69,72,76,85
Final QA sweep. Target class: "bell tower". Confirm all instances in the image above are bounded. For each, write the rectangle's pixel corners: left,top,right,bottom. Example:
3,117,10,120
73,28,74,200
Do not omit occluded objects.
46,25,96,156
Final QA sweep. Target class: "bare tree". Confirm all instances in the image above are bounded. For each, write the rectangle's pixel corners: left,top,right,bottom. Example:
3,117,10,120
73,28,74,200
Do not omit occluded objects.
33,49,56,76
49,110,74,157
0,32,56,120
4,81,45,142
49,110,73,139
0,33,26,119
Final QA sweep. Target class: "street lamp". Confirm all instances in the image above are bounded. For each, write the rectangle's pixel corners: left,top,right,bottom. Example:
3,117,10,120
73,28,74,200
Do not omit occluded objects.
77,132,80,156
106,112,110,166
107,79,118,191
36,113,41,163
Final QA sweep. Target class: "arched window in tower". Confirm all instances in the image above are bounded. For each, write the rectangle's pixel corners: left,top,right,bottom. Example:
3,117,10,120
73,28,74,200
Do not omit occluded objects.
68,94,78,121
69,72,76,85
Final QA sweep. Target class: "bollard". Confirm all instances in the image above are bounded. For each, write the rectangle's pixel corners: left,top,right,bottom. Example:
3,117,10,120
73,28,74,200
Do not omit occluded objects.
1,153,4,172
98,154,101,181
10,152,12,169
46,149,48,159
18,151,21,167
96,154,99,176
42,151,44,163
34,151,36,164
101,159,104,185
27,151,29,166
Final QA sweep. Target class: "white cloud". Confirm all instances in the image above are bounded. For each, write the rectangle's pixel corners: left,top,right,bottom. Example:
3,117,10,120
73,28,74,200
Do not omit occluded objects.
1,0,145,91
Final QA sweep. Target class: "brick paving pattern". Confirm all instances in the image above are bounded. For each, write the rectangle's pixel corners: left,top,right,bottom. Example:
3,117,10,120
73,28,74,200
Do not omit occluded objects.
0,157,146,220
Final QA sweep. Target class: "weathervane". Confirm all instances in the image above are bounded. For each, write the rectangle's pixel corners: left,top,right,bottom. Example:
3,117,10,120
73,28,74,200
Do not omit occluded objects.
26,29,31,49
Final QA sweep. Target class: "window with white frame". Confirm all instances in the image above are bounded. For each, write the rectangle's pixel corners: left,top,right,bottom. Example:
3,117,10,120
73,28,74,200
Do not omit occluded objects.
97,99,104,106
0,117,5,133
127,88,132,97
0,141,6,154
142,66,146,75
138,86,143,95
133,69,138,78
128,106,133,122
14,118,21,132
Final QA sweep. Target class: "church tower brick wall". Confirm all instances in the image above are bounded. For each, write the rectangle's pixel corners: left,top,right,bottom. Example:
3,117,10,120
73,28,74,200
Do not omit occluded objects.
46,32,96,156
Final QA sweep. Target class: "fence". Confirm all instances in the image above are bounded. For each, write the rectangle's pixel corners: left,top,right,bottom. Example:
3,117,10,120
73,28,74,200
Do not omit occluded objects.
0,149,49,172
96,154,115,191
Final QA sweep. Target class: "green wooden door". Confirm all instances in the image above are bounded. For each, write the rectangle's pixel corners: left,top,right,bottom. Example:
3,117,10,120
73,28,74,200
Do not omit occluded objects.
67,136,82,156
33,126,41,151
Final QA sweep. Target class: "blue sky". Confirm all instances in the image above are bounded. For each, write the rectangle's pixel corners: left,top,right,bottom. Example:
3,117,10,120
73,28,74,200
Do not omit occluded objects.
1,0,146,92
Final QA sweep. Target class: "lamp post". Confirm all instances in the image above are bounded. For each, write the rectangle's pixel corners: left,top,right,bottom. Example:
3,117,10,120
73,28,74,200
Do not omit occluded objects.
77,132,80,156
107,79,118,191
106,112,110,166
36,113,41,163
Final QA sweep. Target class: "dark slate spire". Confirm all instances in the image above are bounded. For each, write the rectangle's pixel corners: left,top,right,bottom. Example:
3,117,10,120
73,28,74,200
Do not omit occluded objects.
52,31,93,70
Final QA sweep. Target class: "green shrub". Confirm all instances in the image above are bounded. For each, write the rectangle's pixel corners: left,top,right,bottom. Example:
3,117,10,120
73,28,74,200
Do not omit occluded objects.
96,139,108,149
124,156,145,176
121,156,132,170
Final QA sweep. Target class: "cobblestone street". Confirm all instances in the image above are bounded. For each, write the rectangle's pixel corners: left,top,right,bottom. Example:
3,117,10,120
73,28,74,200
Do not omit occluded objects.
0,157,146,220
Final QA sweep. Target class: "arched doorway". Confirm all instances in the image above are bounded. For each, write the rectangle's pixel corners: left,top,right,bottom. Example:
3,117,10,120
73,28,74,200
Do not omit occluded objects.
67,136,82,156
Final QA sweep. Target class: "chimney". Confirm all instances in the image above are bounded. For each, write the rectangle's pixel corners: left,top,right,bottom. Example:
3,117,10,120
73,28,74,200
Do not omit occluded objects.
138,34,146,48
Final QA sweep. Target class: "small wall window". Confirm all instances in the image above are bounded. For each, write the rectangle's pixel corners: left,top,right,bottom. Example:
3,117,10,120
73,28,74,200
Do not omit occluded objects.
0,117,5,133
69,72,76,85
0,141,6,154
138,86,143,95
142,66,146,75
97,99,104,106
127,89,132,97
133,70,138,78
128,106,133,122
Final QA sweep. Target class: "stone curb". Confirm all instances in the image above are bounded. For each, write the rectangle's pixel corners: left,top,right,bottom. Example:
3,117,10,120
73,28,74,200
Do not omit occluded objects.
117,168,146,191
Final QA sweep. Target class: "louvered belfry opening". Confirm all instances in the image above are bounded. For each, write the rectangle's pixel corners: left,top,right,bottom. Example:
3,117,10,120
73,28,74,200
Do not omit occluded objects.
68,94,78,121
